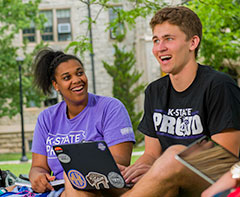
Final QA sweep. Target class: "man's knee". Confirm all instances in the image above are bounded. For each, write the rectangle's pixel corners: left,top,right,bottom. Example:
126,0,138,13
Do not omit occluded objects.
164,144,186,155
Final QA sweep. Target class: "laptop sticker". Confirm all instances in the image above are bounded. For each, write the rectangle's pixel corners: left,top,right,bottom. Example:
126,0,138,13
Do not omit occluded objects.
54,146,63,153
68,170,87,189
108,172,125,188
57,153,71,163
97,142,106,151
86,172,109,190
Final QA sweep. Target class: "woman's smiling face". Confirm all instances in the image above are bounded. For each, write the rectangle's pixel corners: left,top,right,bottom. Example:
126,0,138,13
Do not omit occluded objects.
52,59,88,107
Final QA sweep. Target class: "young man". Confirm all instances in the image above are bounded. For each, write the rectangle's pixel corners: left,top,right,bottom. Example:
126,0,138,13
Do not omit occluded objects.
120,6,240,197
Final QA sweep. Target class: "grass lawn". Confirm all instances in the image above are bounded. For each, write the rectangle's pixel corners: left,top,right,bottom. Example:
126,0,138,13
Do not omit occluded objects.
0,152,32,161
0,163,31,176
0,146,145,177
0,152,32,176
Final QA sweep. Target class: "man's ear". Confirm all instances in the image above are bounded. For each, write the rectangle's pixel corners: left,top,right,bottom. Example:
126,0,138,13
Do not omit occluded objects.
189,35,200,51
52,80,59,92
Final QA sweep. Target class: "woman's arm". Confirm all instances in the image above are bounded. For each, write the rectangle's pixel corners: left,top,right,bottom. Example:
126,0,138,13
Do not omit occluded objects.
201,171,238,197
29,153,55,193
109,141,133,166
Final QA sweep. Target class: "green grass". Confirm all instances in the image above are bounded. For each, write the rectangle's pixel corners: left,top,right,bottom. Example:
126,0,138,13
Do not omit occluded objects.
0,163,31,176
0,152,32,176
0,146,144,177
0,152,32,161
133,145,145,152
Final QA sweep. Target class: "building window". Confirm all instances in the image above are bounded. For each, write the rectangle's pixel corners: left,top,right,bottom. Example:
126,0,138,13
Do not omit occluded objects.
57,9,72,41
22,8,72,43
40,10,54,41
22,21,36,42
109,6,124,39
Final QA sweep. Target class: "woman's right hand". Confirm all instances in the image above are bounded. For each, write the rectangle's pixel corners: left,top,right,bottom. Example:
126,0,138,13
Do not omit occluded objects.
30,171,55,193
29,153,55,193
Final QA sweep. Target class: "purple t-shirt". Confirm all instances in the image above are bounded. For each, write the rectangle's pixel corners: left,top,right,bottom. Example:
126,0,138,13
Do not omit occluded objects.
31,93,135,179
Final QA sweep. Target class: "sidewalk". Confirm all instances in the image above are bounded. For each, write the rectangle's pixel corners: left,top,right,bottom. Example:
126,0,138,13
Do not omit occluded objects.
132,151,144,156
0,159,32,165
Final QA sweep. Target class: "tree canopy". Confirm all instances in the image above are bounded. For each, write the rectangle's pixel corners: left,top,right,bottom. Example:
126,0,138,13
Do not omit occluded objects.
0,0,45,118
187,0,240,79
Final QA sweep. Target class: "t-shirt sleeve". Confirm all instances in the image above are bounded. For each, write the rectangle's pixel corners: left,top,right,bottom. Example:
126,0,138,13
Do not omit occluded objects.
207,79,240,135
31,111,50,155
101,98,135,147
137,86,158,138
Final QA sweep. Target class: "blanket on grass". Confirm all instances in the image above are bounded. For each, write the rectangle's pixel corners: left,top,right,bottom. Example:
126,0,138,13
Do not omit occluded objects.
0,186,64,197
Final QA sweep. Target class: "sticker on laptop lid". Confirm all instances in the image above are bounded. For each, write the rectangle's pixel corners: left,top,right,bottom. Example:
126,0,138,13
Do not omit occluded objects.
98,142,106,151
57,153,71,163
108,172,125,188
54,146,63,153
86,172,109,190
68,170,87,189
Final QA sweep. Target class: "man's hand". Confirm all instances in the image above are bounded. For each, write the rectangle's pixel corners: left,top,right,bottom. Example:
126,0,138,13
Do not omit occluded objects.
118,136,161,184
118,163,152,184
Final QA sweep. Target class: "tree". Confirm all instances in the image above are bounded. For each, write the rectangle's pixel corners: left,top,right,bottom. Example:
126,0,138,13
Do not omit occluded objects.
0,0,46,118
103,44,146,144
186,0,240,80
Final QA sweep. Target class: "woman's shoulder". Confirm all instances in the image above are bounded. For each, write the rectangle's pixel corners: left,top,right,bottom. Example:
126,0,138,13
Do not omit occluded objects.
38,101,66,119
89,93,125,113
90,93,123,106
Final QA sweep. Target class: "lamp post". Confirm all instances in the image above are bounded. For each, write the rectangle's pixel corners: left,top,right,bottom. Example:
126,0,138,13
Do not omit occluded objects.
16,57,28,162
87,0,96,94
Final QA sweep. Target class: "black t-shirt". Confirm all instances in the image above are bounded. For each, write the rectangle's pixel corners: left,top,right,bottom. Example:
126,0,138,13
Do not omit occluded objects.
138,64,240,152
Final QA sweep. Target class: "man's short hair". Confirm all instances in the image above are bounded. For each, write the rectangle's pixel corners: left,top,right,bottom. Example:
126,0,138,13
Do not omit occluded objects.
150,6,202,58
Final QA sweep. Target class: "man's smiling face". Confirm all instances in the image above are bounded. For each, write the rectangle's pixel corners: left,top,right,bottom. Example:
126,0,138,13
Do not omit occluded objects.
152,21,195,76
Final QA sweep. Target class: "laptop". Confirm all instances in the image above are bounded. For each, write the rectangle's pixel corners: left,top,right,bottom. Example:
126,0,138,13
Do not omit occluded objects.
53,141,132,190
175,136,239,184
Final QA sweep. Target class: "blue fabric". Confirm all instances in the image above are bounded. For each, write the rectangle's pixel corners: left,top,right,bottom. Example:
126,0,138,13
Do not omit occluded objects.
0,186,64,197
213,189,232,197
47,188,64,197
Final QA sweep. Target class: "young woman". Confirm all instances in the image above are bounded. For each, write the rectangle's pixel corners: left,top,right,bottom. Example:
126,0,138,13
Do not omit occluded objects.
29,48,135,196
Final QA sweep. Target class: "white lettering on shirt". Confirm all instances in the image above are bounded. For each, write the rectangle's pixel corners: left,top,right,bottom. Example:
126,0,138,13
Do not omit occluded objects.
46,130,86,157
153,108,203,137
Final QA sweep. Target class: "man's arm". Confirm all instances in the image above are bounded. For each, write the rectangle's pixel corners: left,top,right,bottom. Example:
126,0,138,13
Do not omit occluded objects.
211,129,240,156
120,135,162,184
135,135,162,165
